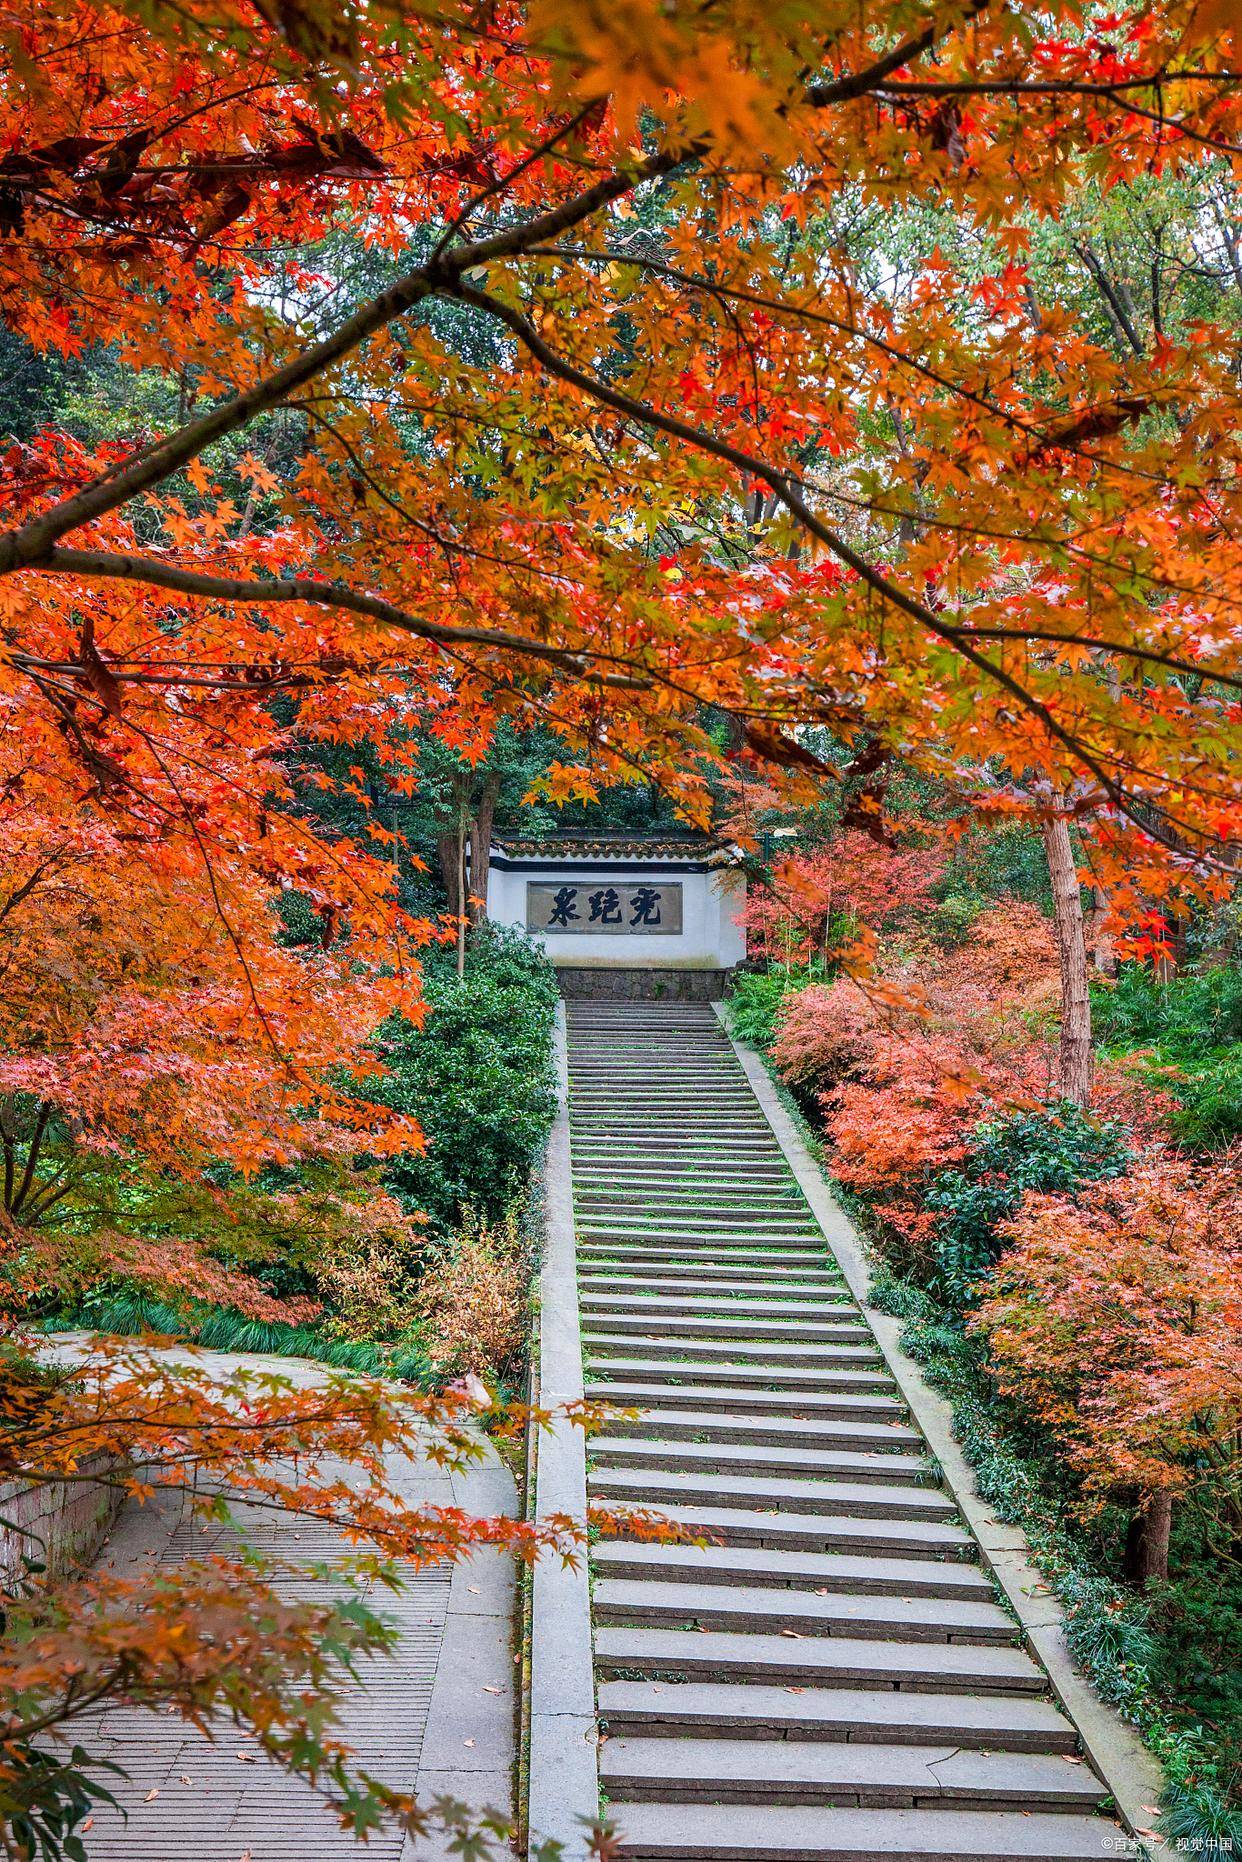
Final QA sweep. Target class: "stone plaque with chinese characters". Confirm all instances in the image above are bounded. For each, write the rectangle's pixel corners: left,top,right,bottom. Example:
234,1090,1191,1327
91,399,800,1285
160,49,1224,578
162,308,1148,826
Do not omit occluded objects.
526,880,683,935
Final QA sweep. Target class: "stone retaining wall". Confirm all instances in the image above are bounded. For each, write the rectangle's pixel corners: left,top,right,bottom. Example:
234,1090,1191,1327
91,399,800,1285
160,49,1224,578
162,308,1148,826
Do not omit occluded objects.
0,1460,122,1589
555,966,729,1000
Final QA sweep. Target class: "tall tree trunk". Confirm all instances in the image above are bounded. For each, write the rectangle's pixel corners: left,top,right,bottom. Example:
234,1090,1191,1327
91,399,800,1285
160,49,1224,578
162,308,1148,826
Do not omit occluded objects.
1123,1491,1173,1588
467,771,501,926
1043,815,1093,1106
435,833,462,916
456,817,467,977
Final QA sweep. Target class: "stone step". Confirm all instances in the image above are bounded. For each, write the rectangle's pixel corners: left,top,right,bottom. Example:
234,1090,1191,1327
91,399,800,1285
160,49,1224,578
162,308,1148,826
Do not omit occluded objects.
588,1467,956,1522
573,1175,798,1193
596,1679,1081,1753
575,1197,813,1217
574,1180,806,1196
600,1501,975,1561
605,1801,1119,1858
574,1148,784,1159
571,1089,759,1102
575,1182,798,1199
584,1333,882,1369
571,1156,794,1175
579,1233,823,1253
577,1220,821,1241
591,1542,992,1602
582,1313,871,1346
590,1437,933,1486
600,1736,1104,1810
578,1245,830,1269
580,1292,854,1321
573,1109,778,1124
569,1124,778,1139
574,1149,789,1166
584,1358,897,1395
570,1066,748,1077
569,1132,782,1146
585,1380,907,1422
593,1579,1016,1645
599,1407,920,1452
579,1271,845,1295
593,1625,1046,1693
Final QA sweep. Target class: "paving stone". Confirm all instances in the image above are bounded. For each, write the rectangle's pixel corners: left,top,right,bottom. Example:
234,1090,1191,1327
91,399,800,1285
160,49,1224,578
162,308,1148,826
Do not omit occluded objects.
595,1680,1081,1752
605,1802,1123,1858
585,1380,906,1419
591,1435,931,1484
591,1542,993,1601
589,1466,956,1521
611,1499,976,1559
582,1313,871,1345
584,1333,882,1369
599,1406,921,1451
584,1356,897,1392
593,1578,1016,1644
593,1625,1047,1691
600,1736,1105,1809
579,1271,845,1294
580,1294,856,1324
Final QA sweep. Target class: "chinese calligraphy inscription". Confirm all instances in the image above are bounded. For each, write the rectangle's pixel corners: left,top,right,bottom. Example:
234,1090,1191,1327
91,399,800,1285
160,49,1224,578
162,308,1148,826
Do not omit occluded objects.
527,881,684,935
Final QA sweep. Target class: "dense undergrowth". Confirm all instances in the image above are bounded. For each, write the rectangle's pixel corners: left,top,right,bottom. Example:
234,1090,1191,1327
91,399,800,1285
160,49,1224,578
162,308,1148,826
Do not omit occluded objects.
730,879,1242,1850
28,925,558,1392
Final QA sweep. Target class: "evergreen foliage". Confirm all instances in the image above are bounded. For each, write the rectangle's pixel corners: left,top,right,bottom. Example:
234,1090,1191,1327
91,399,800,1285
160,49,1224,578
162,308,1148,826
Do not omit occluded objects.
924,1105,1132,1305
371,926,559,1232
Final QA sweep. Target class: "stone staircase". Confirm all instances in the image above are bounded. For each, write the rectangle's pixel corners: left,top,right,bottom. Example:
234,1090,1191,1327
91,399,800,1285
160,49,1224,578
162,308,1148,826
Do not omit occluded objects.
567,1000,1123,1861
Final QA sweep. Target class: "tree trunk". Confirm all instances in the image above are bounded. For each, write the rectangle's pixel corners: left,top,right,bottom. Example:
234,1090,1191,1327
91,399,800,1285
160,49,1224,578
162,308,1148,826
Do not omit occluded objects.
1123,1491,1173,1588
467,771,501,926
435,833,462,916
1043,815,1093,1106
456,819,467,978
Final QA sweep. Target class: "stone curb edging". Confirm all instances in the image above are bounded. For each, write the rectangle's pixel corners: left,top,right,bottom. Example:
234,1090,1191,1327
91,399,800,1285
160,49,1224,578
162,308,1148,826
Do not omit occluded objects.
714,1002,1166,1862
526,1003,600,1859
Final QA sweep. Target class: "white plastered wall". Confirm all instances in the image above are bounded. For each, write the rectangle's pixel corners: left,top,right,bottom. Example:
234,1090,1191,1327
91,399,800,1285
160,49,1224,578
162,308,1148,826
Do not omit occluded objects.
486,863,746,970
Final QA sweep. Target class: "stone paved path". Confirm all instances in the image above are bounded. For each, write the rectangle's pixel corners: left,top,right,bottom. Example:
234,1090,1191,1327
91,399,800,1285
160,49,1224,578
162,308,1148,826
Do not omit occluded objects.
74,1350,516,1862
568,1001,1129,1861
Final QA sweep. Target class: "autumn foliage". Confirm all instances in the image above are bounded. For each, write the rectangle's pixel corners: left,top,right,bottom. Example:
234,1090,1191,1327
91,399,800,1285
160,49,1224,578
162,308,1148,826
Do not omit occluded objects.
2,0,1242,1849
742,831,946,963
974,1156,1242,1537
772,905,1060,1234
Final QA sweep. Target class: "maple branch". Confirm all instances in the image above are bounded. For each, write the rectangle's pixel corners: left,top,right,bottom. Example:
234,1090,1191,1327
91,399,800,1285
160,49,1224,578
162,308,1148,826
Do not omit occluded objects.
0,150,681,574
873,69,1242,98
35,549,651,692
804,1,990,106
525,242,1069,454
451,279,1228,864
955,628,1242,695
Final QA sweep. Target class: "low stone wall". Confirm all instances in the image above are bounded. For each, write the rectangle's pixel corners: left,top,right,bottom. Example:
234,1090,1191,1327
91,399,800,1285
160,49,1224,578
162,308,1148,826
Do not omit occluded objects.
555,966,729,1001
0,1461,122,1589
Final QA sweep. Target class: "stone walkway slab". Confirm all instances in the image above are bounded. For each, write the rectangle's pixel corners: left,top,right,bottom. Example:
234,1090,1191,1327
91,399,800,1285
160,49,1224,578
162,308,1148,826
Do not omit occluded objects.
68,1349,516,1862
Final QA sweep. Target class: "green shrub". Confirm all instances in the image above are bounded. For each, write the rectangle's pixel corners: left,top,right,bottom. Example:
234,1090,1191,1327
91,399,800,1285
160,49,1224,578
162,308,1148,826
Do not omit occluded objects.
39,1292,436,1386
1092,964,1242,1147
891,1279,1241,1844
370,925,558,1232
1092,963,1242,1052
727,966,820,1050
1165,1045,1242,1146
925,1103,1131,1306
932,825,1054,922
